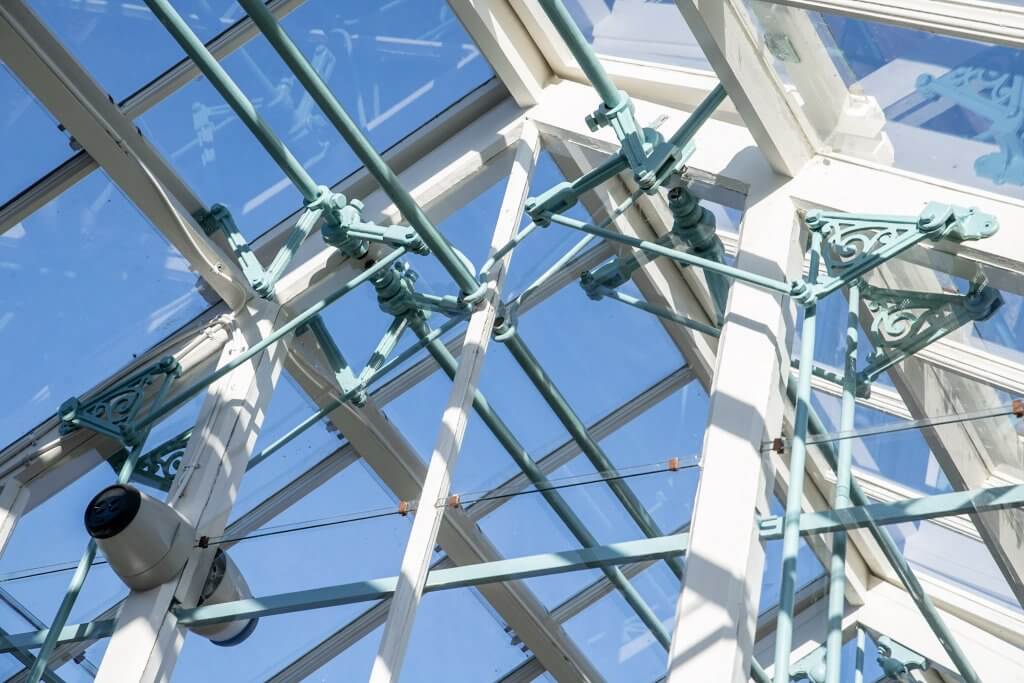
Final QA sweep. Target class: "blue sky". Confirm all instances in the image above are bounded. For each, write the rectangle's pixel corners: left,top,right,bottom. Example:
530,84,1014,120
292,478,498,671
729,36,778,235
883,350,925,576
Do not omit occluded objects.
1,1,1021,681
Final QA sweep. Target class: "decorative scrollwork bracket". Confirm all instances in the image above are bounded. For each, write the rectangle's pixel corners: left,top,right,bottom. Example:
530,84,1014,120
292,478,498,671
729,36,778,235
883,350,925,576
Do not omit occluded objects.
806,203,999,300
59,357,181,448
858,280,1003,388
107,427,190,491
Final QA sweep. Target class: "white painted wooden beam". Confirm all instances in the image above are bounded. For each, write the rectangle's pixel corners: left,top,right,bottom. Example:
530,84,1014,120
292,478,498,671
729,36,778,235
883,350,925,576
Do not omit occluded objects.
666,178,801,683
369,124,539,682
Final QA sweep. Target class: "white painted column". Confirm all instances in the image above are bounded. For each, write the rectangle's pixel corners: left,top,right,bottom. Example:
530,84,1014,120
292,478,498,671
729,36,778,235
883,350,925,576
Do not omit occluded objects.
0,482,28,560
666,180,804,683
93,299,289,682
369,125,540,682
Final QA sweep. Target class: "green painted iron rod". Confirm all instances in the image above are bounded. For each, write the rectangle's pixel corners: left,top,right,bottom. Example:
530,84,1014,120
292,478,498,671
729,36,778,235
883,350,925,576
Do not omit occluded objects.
235,0,481,297
407,316,673,649
247,398,342,471
141,0,319,201
760,483,1024,539
798,399,981,683
825,284,859,683
596,287,721,337
773,233,822,683
136,248,405,432
666,84,728,149
500,329,685,579
534,1,625,110
359,316,409,385
363,312,468,389
262,205,325,292
854,627,865,683
175,531,688,626
548,212,797,298
480,223,539,279
751,659,772,683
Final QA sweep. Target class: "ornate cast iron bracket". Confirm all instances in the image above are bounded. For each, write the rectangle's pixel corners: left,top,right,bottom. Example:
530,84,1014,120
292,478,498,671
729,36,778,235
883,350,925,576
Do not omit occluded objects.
59,357,181,448
806,203,999,300
107,428,190,492
876,635,928,680
917,67,1024,186
858,280,1003,388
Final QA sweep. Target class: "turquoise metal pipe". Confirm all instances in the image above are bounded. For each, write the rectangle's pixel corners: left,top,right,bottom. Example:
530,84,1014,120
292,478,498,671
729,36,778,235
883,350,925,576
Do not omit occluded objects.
234,0,481,298
142,0,320,201
359,316,409,385
363,313,468,389
498,327,686,580
596,287,721,337
825,284,859,683
534,0,626,112
772,233,822,683
547,212,800,300
261,205,325,292
666,84,728,150
247,397,341,471
797,398,981,683
406,316,673,649
136,248,406,432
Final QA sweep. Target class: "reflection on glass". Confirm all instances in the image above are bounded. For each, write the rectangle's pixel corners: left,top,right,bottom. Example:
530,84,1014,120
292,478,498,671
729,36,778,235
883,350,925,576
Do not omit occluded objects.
0,64,73,205
0,170,208,450
562,0,711,71
27,0,231,100
746,1,1024,199
137,0,493,240
890,514,1022,611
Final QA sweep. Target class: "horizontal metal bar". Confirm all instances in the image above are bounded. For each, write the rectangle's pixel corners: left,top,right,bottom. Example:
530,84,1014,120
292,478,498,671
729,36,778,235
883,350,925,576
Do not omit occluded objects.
0,621,115,654
174,533,689,626
759,484,1024,540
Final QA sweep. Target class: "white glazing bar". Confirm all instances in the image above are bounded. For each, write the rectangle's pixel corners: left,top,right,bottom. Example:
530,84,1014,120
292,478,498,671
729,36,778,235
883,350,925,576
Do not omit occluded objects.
368,124,540,682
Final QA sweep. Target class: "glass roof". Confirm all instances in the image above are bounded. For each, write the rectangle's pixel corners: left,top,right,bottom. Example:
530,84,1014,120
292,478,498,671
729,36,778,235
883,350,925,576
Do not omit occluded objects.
3,0,1024,680
0,63,73,206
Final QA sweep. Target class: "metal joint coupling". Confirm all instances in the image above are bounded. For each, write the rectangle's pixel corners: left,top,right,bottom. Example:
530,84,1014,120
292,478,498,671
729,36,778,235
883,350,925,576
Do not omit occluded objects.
789,279,817,307
667,186,720,253
319,187,370,259
524,182,577,227
580,259,633,300
491,306,518,342
370,261,423,319
918,202,998,242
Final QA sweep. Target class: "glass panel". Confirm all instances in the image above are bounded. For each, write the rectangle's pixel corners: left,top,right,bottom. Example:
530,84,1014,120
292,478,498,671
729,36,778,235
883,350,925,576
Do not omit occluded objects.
0,64,73,204
137,0,493,240
27,0,230,100
560,0,711,71
0,170,209,451
746,1,1024,199
889,511,1022,612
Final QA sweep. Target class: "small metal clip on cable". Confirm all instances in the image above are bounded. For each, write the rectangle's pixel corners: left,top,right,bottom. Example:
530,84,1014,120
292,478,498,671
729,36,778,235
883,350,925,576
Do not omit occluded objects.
397,501,411,517
1013,398,1024,418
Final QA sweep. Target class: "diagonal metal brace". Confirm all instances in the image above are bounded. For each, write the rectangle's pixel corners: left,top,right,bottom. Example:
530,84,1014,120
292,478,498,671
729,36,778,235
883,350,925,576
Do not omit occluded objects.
106,427,190,492
59,357,181,448
807,203,999,301
197,204,268,293
858,279,1003,387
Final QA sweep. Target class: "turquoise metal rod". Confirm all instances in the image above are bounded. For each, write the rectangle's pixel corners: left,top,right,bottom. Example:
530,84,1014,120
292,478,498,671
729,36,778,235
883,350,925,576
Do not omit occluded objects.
247,398,341,471
499,328,686,580
799,398,981,683
262,205,325,292
407,316,673,649
825,284,859,683
667,84,727,150
548,212,799,299
535,0,623,110
142,0,319,201
596,287,721,337
359,316,409,385
136,248,405,432
235,0,481,297
479,223,539,279
363,312,468,389
773,233,822,683
751,660,772,683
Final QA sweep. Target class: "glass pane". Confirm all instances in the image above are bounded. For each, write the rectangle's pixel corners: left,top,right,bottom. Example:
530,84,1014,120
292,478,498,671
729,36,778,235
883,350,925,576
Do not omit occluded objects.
27,0,231,100
137,0,493,240
745,1,1024,199
0,64,73,204
0,170,209,451
560,0,711,71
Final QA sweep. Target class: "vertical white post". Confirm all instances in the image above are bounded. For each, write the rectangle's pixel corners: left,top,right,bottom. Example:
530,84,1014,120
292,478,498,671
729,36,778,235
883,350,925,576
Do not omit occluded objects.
0,482,28,560
369,125,540,682
665,181,804,683
93,299,289,683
